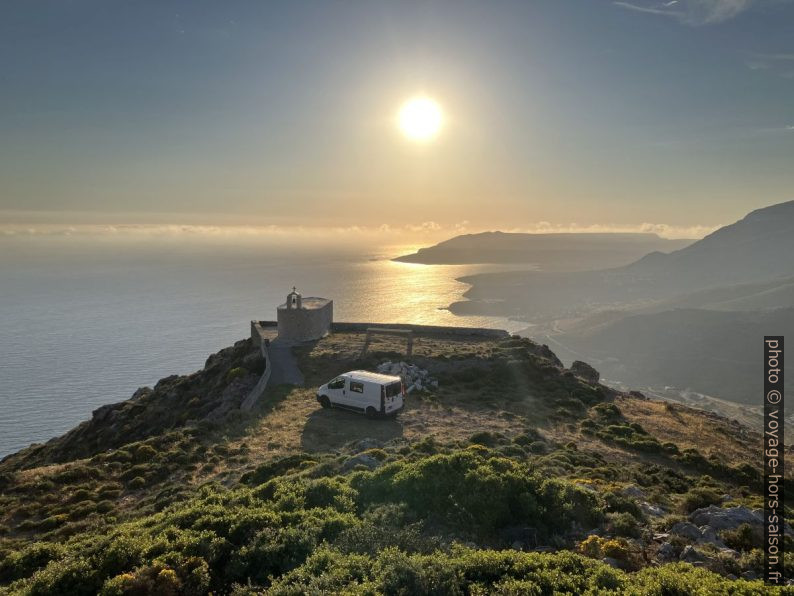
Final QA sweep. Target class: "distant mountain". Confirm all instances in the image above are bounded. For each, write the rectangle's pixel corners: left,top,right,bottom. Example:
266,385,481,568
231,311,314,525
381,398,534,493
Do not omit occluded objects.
449,200,794,321
624,200,794,287
394,231,693,270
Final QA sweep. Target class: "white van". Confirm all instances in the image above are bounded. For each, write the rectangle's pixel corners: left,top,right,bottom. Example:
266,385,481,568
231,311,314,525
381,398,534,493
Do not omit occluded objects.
316,370,404,418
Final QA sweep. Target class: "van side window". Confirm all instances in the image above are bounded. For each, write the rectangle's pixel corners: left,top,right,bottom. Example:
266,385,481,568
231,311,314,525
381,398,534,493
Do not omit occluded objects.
350,381,364,393
328,378,345,390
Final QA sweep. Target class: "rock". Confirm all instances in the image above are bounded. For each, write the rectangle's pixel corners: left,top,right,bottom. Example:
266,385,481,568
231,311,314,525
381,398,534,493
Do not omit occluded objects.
640,502,666,517
570,361,600,383
657,542,676,560
741,570,757,580
601,557,623,569
91,402,123,424
243,351,264,367
679,545,707,564
670,521,703,542
342,454,380,472
699,526,725,548
629,390,646,399
377,361,439,392
621,485,645,499
718,547,739,559
653,533,670,541
690,506,763,531
352,438,382,452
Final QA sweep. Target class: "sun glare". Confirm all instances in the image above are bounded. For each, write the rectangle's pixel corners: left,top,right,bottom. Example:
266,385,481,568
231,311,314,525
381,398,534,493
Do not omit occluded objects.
397,96,443,142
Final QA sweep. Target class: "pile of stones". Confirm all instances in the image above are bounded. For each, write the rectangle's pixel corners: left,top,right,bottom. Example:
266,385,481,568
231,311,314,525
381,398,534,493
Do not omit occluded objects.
376,361,439,393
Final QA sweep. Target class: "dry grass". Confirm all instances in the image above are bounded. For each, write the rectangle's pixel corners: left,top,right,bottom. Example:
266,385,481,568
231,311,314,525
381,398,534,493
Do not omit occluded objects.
615,394,762,467
226,330,531,466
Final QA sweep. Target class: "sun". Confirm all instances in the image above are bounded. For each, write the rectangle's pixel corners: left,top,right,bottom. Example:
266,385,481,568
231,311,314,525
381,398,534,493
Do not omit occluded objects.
397,96,443,142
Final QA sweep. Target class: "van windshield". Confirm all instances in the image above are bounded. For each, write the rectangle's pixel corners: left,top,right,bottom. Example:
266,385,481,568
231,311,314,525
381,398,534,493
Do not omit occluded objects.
384,382,402,398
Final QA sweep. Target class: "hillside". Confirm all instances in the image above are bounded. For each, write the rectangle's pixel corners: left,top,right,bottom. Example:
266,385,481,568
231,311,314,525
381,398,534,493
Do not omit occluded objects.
394,231,692,270
0,327,792,594
539,308,794,405
448,200,794,321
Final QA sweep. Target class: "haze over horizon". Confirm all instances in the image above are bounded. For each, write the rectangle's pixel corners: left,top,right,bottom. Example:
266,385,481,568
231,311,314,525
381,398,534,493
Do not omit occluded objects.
2,0,794,237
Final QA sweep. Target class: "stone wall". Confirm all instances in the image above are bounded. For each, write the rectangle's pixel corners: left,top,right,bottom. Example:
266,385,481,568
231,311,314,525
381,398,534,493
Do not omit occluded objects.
331,321,509,338
241,321,274,411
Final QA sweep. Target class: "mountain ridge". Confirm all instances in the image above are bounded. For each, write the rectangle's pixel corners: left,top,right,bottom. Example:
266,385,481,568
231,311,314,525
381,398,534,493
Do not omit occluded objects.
393,231,694,269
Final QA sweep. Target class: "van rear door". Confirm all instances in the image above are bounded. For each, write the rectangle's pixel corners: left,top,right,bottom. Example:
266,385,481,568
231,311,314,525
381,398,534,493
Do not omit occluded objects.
383,381,402,412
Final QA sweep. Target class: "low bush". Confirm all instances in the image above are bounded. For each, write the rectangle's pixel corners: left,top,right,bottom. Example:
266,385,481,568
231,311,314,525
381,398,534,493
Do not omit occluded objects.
607,512,641,538
680,487,722,514
127,477,147,490
226,367,249,383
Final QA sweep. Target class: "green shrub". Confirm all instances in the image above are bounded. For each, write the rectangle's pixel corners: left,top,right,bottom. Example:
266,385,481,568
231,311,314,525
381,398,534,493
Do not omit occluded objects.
226,367,249,383
265,546,769,594
68,488,94,503
352,450,602,538
52,465,98,484
468,432,499,447
68,500,97,520
0,542,66,582
722,523,762,552
680,487,722,514
133,444,157,463
241,454,317,486
604,491,643,519
127,477,147,490
607,512,641,538
528,441,548,454
95,500,116,514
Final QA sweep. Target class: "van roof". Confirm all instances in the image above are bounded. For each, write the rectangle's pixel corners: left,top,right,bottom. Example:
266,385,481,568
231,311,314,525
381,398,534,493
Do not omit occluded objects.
343,370,402,384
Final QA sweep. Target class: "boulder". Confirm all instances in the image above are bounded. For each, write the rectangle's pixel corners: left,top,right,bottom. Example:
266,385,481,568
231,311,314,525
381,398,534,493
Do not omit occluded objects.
690,506,763,531
640,502,666,517
670,521,702,542
570,361,600,383
342,454,381,472
656,542,676,560
621,485,645,499
679,545,707,564
601,557,623,569
699,526,725,548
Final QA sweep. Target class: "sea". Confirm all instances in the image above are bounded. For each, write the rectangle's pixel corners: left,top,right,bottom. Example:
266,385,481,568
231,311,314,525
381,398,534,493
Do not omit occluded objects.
0,235,527,458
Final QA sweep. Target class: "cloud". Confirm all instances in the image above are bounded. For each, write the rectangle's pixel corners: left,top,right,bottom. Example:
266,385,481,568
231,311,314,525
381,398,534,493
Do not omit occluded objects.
614,0,754,25
0,220,714,242
745,52,794,78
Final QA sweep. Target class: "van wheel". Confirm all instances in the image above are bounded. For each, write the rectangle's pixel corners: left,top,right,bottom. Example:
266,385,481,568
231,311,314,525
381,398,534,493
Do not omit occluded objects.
365,407,378,419
320,395,331,409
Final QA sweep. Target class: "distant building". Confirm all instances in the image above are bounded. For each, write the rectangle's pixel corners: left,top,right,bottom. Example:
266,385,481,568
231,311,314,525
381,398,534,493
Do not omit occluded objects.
276,287,333,342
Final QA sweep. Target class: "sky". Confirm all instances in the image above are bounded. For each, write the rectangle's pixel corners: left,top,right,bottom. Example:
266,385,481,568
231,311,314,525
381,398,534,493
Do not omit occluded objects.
1,0,793,240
